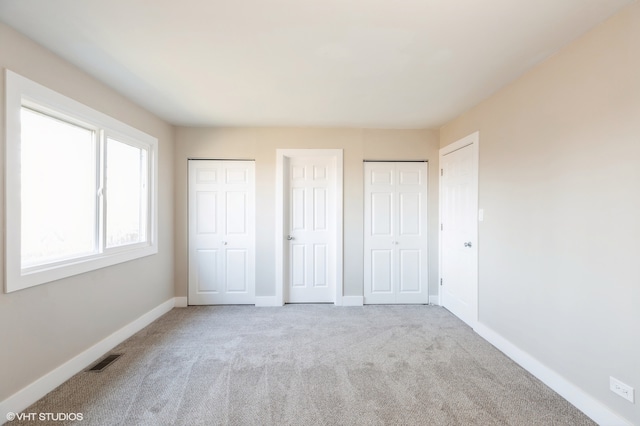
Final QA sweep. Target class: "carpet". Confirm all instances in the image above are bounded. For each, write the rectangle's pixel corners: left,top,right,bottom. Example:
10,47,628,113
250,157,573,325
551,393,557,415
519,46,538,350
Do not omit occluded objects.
12,305,595,425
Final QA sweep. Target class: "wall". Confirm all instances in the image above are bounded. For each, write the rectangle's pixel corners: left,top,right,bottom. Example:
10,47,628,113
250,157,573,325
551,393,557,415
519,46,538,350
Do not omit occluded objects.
440,3,640,423
0,23,175,404
174,127,439,301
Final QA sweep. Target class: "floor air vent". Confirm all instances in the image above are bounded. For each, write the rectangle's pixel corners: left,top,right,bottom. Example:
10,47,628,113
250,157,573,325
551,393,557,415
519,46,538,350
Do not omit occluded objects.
88,354,122,372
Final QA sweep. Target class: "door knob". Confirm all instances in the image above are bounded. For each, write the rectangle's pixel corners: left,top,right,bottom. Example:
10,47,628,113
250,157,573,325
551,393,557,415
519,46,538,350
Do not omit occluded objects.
464,242,472,248
287,235,295,241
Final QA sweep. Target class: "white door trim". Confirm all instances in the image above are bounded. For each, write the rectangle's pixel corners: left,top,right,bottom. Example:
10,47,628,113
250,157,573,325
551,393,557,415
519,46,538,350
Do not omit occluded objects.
275,149,343,306
438,131,479,326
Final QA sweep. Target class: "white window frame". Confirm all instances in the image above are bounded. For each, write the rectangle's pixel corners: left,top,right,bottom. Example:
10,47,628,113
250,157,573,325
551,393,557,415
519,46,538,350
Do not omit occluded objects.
5,70,158,293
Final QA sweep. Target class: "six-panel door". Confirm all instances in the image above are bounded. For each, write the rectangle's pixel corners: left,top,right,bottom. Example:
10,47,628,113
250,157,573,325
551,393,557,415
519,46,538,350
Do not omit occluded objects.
188,160,255,305
440,142,478,325
286,156,336,303
364,162,428,304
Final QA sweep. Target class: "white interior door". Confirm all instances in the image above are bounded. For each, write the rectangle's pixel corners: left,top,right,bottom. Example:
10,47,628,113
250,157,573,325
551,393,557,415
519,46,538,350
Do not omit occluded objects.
364,162,428,304
440,133,478,326
188,160,255,305
286,156,335,303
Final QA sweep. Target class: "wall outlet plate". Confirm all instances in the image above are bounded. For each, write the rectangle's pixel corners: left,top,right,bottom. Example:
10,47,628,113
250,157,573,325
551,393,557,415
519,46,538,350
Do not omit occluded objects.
610,376,635,403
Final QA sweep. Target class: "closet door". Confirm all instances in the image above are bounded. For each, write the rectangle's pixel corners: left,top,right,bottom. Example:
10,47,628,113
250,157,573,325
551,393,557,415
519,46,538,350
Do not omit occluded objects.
188,160,255,305
364,162,428,304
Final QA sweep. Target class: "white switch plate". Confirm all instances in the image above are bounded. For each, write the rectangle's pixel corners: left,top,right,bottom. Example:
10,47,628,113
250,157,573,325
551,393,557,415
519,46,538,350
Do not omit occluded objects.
610,376,635,403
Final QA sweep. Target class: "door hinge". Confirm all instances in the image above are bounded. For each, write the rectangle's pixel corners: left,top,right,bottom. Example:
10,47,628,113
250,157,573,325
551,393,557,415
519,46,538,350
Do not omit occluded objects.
440,223,443,231
440,169,443,176
440,278,443,286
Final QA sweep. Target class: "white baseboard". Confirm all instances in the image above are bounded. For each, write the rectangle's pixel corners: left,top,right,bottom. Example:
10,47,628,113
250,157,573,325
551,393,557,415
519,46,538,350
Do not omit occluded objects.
174,296,188,308
429,295,440,305
0,298,175,423
474,323,632,426
255,296,283,307
342,296,364,306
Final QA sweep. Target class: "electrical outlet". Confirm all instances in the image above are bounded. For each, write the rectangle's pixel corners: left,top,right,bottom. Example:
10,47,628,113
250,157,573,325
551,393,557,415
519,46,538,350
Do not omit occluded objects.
610,377,635,403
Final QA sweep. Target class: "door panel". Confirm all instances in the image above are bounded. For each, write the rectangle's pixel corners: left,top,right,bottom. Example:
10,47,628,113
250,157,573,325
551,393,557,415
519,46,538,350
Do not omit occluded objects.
292,188,305,230
313,244,328,287
399,169,420,185
372,193,393,236
313,188,327,230
364,162,428,304
225,192,246,234
372,169,393,185
188,160,255,305
226,168,247,184
399,249,420,292
196,167,217,184
286,156,335,303
371,250,393,293
226,249,248,292
196,249,217,292
399,192,420,235
196,192,216,234
291,244,306,287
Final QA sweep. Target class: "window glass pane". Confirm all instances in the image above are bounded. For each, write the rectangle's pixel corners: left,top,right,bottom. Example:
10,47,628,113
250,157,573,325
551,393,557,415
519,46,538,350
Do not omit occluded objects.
20,108,97,268
106,137,148,248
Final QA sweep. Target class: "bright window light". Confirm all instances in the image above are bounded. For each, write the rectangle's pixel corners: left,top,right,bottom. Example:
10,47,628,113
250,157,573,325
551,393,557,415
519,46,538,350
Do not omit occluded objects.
20,108,98,268
106,137,148,248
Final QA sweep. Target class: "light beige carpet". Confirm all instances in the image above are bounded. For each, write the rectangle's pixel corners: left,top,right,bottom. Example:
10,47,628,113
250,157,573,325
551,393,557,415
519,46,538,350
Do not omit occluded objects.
13,305,594,425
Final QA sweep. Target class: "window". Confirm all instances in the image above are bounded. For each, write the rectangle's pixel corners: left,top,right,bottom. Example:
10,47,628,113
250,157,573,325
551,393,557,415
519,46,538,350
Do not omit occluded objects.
5,70,158,292
105,136,149,248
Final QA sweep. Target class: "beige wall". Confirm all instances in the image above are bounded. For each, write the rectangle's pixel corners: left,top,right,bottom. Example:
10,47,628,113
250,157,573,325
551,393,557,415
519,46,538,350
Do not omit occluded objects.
440,3,640,423
0,23,175,402
174,127,440,300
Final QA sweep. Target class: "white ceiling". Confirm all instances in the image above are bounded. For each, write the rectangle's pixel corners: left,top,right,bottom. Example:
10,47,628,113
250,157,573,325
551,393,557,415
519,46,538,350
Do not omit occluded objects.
0,0,633,128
